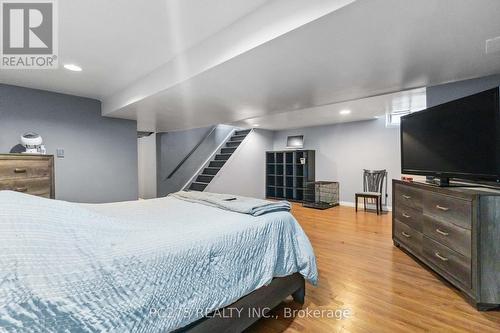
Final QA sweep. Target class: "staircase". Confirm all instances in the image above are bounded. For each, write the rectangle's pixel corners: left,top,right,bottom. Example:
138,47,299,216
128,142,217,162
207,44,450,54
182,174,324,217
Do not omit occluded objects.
188,129,251,191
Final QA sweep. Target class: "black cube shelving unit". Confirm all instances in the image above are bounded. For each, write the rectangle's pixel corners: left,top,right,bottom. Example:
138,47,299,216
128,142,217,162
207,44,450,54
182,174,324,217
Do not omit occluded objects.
266,150,315,202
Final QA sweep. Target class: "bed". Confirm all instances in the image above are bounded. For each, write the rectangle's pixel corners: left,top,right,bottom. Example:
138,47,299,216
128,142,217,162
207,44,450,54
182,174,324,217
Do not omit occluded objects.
0,191,317,332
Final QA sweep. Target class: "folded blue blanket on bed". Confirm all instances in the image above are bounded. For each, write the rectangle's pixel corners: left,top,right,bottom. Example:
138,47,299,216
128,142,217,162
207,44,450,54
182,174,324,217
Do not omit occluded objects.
169,191,291,216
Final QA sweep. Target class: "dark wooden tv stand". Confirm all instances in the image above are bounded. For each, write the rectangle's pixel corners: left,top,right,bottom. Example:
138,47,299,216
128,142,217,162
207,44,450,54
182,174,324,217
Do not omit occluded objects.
426,177,500,189
392,180,500,310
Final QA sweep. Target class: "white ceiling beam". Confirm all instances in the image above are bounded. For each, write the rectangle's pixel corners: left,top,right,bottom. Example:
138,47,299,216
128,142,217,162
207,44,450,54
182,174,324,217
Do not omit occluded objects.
102,0,357,116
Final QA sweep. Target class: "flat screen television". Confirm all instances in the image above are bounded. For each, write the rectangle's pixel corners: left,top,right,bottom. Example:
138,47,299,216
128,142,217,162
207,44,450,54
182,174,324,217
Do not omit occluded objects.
401,87,500,183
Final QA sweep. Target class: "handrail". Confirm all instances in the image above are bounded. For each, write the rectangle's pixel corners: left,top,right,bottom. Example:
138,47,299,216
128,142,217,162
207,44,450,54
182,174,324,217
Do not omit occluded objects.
181,128,237,191
165,126,217,180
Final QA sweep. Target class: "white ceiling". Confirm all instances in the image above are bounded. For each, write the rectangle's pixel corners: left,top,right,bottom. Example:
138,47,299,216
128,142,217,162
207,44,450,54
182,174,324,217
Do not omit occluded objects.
101,0,355,116
230,88,427,130
0,0,272,98
1,0,500,132
105,0,500,131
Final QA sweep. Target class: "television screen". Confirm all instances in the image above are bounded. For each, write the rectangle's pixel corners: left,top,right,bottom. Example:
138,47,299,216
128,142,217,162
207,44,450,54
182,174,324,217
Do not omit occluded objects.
287,135,304,149
401,88,500,181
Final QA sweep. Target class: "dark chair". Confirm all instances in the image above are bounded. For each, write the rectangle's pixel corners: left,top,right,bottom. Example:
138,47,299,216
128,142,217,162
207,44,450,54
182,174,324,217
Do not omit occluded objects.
355,169,387,215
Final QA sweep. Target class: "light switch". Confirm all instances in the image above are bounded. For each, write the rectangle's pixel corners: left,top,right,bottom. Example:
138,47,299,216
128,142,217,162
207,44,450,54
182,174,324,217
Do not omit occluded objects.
56,148,64,158
486,36,500,54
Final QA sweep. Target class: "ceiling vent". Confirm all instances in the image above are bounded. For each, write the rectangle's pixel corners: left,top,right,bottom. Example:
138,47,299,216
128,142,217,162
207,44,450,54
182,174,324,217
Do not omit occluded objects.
486,36,500,55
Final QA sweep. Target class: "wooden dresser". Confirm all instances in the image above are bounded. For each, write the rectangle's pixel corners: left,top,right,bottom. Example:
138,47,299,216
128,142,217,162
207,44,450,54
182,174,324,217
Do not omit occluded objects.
392,180,500,310
0,154,54,198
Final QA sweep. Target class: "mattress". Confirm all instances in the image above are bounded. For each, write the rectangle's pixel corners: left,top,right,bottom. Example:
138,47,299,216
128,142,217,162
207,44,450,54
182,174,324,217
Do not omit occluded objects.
0,191,317,332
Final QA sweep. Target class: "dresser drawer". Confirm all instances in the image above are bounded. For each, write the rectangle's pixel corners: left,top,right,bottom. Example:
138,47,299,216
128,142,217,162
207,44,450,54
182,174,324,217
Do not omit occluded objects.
394,183,423,210
423,192,472,229
0,177,51,198
0,159,51,180
394,205,422,232
423,236,471,288
423,215,471,258
394,220,423,256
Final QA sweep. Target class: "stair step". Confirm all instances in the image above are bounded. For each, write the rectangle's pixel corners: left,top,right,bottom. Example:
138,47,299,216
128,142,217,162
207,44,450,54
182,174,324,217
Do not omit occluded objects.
203,167,221,175
235,129,251,136
231,134,247,141
196,174,214,183
221,147,236,154
226,141,242,148
188,130,250,193
209,160,226,168
214,154,231,161
189,182,208,191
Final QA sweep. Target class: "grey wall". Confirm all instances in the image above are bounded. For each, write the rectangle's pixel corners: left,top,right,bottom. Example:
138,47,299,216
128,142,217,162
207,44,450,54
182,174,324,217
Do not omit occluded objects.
206,129,274,199
427,74,500,107
156,125,234,196
273,118,400,208
0,84,138,203
138,133,157,199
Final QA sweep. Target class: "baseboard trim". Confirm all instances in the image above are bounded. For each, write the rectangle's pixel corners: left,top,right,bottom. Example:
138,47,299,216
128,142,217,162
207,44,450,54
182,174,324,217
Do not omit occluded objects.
340,201,392,212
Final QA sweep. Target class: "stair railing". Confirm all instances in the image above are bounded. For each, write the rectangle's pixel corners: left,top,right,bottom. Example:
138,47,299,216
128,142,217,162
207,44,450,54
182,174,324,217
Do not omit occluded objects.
165,126,217,180
181,128,239,190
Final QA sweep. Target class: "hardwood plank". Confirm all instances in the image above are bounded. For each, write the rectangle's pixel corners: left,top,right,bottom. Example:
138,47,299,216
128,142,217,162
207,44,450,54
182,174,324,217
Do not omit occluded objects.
247,205,500,332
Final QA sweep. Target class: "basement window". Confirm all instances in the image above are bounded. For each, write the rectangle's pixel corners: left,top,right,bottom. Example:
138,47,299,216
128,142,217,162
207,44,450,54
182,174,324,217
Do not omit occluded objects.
386,88,427,127
386,110,410,126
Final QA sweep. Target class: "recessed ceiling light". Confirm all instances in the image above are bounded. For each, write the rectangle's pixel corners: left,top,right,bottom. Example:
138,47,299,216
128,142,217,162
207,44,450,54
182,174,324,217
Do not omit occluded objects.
64,64,82,72
253,124,260,127
339,109,351,115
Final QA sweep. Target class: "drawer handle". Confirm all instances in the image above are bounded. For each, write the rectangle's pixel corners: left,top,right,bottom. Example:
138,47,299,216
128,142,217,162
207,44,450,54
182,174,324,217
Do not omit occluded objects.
14,168,27,173
15,187,28,192
435,252,449,262
402,195,411,199
436,205,449,212
402,213,411,219
401,231,411,238
436,228,449,236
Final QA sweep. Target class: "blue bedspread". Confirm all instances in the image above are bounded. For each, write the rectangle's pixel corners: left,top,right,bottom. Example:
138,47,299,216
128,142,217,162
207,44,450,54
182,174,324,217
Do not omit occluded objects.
0,191,317,332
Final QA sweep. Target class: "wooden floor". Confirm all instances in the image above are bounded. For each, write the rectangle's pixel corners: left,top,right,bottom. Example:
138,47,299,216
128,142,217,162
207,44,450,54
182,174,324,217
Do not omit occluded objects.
247,204,500,333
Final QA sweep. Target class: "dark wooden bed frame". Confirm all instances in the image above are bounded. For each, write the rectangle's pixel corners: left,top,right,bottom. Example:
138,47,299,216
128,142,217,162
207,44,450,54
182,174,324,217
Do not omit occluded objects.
175,273,305,332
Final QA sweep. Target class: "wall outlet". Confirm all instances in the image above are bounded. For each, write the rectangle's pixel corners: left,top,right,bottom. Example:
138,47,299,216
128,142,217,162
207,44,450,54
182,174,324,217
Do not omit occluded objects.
56,148,64,158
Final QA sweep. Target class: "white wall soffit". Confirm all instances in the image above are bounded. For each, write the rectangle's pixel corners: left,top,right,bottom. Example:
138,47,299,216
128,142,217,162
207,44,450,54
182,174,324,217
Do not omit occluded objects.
102,0,357,116
231,88,427,130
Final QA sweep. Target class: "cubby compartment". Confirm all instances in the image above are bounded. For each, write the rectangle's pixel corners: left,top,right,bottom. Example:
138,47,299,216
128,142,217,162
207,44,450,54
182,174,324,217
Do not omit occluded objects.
295,151,305,164
267,164,275,175
296,177,303,189
266,153,275,164
266,186,276,197
276,176,284,187
276,187,284,198
267,175,276,186
286,165,294,176
296,165,304,177
285,152,293,164
285,188,294,199
275,152,284,164
286,176,294,188
276,165,284,176
296,189,304,201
